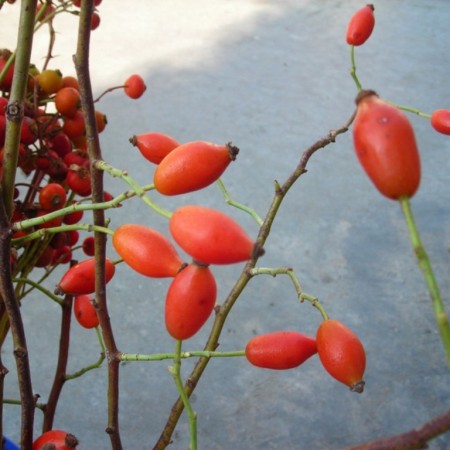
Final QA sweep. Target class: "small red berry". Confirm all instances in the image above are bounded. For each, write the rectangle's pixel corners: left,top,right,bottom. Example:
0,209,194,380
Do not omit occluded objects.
124,74,147,99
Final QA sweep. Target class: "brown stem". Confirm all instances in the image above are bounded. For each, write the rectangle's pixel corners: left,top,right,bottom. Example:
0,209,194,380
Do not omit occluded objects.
0,355,8,442
74,1,122,448
42,6,56,72
93,85,125,103
344,408,450,450
42,290,74,432
153,112,356,449
0,1,38,448
0,196,34,449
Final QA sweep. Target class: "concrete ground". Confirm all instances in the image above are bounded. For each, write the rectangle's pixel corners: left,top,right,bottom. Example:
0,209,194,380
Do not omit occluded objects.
2,1,450,449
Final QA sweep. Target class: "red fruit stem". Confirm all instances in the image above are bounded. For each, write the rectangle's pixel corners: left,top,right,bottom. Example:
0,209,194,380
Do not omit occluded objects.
40,4,57,72
74,1,123,449
345,408,450,450
42,287,74,432
93,84,126,103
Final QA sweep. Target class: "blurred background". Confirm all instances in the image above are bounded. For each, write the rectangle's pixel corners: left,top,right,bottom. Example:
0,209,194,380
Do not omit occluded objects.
2,1,450,448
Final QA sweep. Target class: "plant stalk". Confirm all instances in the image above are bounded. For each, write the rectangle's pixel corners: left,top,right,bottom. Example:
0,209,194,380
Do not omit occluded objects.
400,196,450,368
74,1,123,448
0,1,38,447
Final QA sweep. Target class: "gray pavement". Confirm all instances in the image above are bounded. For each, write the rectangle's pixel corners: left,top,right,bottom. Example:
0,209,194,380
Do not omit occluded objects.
2,1,450,449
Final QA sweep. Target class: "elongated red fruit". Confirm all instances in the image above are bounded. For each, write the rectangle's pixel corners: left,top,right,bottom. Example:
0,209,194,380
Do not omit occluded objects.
245,331,317,370
112,224,184,277
346,4,375,46
55,257,115,295
316,319,366,393
430,109,450,135
169,205,256,265
154,141,239,195
353,90,421,200
129,132,180,164
165,263,217,340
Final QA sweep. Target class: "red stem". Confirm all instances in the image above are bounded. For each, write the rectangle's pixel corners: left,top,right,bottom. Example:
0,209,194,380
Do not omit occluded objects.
42,290,74,432
345,408,450,450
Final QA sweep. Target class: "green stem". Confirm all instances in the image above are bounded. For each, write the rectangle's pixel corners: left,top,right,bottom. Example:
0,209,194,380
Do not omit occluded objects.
2,2,37,218
13,278,64,306
120,350,245,362
0,2,37,447
94,160,172,219
394,104,431,119
170,340,197,450
216,179,264,226
249,267,328,320
65,327,106,381
400,196,450,368
13,187,142,231
2,398,46,412
12,223,113,245
349,45,362,92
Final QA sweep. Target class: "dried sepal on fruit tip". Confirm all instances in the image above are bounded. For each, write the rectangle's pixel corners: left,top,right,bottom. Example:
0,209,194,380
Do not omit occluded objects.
226,142,240,161
350,380,366,394
354,89,378,105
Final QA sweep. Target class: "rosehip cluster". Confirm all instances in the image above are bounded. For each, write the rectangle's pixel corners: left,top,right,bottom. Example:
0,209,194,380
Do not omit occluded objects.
114,134,256,341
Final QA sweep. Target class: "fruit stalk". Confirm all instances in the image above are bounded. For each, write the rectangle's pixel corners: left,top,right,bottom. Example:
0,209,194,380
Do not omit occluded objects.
400,196,450,368
120,350,245,362
350,45,362,92
169,340,198,450
94,160,172,218
248,266,329,320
